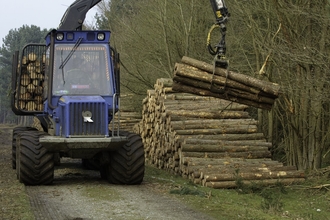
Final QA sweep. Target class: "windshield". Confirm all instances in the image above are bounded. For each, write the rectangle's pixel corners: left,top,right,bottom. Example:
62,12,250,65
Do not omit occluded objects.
52,44,112,96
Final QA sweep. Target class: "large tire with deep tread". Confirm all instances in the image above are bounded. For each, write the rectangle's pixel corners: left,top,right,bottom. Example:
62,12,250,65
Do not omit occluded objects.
16,130,54,185
12,127,37,169
107,132,145,185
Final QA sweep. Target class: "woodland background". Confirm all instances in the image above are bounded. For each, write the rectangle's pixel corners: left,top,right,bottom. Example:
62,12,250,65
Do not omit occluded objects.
0,0,330,170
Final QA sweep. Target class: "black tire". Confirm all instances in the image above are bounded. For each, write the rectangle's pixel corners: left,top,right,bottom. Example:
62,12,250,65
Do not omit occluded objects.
12,127,37,169
16,130,54,185
107,132,145,185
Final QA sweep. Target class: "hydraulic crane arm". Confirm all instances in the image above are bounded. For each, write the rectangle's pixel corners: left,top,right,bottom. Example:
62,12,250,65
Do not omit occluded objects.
58,0,101,31
209,0,229,24
208,0,230,69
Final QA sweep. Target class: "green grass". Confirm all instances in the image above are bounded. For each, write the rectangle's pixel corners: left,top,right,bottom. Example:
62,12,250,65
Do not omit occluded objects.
3,161,329,220
0,182,35,220
145,165,330,220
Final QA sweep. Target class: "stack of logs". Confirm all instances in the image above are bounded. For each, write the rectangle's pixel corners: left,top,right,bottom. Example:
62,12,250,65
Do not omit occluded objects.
136,78,305,189
112,111,142,132
172,56,281,110
17,52,45,111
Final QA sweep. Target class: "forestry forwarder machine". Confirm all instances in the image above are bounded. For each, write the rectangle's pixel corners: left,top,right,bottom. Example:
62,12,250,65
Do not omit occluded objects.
11,0,145,185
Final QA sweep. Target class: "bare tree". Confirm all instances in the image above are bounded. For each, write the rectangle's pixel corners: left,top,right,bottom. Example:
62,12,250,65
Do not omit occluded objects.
230,0,330,169
96,0,212,108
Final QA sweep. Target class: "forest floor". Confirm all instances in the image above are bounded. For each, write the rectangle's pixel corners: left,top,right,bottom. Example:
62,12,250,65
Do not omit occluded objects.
1,124,330,220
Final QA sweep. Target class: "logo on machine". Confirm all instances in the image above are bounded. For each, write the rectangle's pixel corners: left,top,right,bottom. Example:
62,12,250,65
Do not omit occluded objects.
82,111,93,123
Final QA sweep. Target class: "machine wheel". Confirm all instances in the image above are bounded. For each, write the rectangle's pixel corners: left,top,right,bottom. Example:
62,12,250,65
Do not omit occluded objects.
107,132,145,185
16,130,54,185
12,127,37,169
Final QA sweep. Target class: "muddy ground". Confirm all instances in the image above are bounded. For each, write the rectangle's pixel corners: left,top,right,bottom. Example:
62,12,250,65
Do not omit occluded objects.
0,125,216,220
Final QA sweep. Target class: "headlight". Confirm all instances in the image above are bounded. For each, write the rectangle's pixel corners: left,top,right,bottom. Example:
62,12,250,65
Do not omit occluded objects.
97,33,105,41
56,33,64,41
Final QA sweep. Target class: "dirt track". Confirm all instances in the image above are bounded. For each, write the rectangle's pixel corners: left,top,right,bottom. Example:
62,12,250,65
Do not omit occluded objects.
0,125,215,220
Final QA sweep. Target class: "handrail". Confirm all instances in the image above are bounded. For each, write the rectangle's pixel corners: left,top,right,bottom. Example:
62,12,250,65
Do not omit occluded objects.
111,94,120,137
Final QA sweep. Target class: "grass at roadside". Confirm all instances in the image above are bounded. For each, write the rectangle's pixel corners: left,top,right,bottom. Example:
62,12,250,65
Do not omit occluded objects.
0,184,34,220
144,165,330,220
0,126,35,220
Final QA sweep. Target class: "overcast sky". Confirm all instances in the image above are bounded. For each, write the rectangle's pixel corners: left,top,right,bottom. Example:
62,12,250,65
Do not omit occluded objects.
0,0,99,45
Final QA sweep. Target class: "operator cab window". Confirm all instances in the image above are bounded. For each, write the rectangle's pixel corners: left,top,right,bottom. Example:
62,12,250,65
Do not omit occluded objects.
53,44,112,96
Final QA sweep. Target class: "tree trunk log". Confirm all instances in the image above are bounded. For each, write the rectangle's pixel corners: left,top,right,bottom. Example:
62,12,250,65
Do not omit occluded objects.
165,109,250,119
171,119,258,130
174,126,258,135
172,82,273,110
183,139,272,147
173,74,275,104
203,170,305,182
181,157,273,166
175,133,267,141
181,144,269,153
181,56,280,97
204,178,305,189
180,151,272,159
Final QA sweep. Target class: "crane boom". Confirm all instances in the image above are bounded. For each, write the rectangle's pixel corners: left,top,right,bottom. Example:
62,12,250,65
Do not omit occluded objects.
208,0,230,69
58,0,101,30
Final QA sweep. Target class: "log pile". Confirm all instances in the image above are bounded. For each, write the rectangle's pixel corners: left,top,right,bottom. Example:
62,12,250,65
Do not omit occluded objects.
111,111,142,132
137,78,304,189
172,56,281,110
16,51,46,111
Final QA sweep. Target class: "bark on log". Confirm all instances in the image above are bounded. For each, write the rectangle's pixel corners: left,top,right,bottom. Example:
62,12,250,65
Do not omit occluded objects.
181,144,269,153
174,63,274,98
186,163,292,176
171,122,257,133
176,133,266,141
185,163,288,175
174,126,258,135
171,119,258,130
194,165,299,177
181,56,280,96
183,139,272,147
181,157,274,166
172,82,273,110
164,100,247,111
203,170,305,182
165,109,250,119
204,178,305,189
165,93,237,101
173,75,275,104
180,151,272,159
